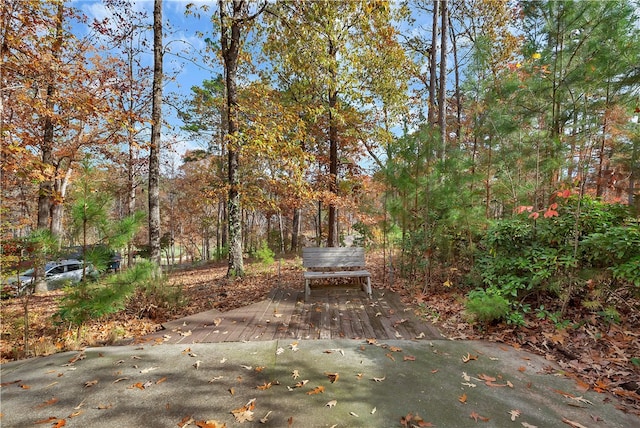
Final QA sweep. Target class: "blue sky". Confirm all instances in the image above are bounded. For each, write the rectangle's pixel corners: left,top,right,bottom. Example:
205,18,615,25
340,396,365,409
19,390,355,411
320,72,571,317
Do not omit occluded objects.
73,0,222,161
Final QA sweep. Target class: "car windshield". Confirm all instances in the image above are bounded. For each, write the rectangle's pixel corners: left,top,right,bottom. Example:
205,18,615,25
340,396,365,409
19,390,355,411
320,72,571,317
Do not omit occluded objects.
21,268,35,277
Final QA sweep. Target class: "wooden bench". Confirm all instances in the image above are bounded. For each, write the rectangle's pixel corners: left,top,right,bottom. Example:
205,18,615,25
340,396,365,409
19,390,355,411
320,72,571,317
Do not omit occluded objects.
302,247,372,299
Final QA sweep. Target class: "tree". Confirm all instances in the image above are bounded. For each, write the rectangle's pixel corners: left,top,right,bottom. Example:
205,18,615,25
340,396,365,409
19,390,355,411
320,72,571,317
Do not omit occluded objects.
1,0,122,242
219,0,267,277
149,0,163,266
264,0,408,246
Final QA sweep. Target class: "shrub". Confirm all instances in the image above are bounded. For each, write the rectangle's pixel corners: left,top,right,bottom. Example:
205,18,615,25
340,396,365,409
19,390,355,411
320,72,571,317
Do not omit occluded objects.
465,289,510,324
470,195,634,320
255,242,275,266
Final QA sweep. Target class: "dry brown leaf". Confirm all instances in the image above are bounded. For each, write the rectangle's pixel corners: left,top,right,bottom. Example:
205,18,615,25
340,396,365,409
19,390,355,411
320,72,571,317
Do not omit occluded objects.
403,355,416,361
256,382,272,390
36,397,58,408
462,352,478,363
325,372,339,383
156,376,167,384
326,400,337,408
561,418,588,428
196,420,226,428
470,411,489,422
231,398,256,423
306,386,325,395
458,393,467,403
84,380,98,388
177,415,194,427
385,353,395,362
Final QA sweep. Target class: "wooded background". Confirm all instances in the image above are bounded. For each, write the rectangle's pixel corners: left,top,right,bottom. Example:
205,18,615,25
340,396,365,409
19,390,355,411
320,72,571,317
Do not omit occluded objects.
2,0,639,293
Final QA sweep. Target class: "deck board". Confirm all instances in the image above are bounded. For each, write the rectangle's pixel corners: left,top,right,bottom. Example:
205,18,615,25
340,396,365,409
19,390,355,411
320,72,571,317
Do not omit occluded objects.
140,288,443,345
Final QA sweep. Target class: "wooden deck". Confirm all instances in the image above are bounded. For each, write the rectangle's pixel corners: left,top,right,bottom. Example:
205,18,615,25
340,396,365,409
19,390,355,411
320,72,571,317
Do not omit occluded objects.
139,287,443,345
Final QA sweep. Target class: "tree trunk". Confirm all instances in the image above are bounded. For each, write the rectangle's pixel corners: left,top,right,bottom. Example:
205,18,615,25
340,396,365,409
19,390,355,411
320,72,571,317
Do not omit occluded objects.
438,0,448,160
291,207,301,252
327,39,339,248
148,0,163,266
37,2,64,232
427,0,439,125
50,167,72,244
220,0,267,276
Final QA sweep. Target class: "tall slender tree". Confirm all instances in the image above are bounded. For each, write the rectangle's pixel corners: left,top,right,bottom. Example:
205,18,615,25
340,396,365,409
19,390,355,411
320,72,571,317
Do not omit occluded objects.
149,0,163,266
219,0,267,277
263,0,408,247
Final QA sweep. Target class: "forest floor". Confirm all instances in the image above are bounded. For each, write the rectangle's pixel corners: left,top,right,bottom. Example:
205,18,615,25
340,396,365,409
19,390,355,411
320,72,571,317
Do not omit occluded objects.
1,253,639,414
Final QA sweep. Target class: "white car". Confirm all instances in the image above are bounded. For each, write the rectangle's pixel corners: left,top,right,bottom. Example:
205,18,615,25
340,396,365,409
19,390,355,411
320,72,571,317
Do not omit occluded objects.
2,259,97,297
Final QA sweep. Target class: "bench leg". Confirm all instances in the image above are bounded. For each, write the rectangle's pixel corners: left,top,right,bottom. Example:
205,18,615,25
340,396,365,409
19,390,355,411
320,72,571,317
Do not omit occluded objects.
365,277,372,298
305,279,311,300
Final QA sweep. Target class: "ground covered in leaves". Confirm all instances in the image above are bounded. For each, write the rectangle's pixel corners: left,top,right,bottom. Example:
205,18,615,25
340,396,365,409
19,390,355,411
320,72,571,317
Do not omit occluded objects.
2,254,639,415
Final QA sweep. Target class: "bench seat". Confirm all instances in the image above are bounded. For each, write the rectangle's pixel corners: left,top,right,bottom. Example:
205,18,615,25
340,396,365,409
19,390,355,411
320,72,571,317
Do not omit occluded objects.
302,247,372,299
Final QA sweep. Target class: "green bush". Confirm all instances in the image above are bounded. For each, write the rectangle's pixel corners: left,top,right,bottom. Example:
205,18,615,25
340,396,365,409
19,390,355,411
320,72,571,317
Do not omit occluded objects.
470,195,635,320
255,242,275,266
56,260,157,327
465,289,510,324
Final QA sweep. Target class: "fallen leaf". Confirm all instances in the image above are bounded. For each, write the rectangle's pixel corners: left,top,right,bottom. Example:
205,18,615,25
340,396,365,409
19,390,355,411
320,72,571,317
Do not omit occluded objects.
385,353,395,362
509,409,521,421
403,355,416,361
193,361,202,370
372,376,386,382
291,370,300,379
84,380,98,388
196,420,226,428
561,418,588,428
325,372,339,383
156,376,167,384
366,338,377,345
53,420,66,428
259,410,272,423
229,387,235,395
36,397,58,408
231,398,256,423
521,423,538,428
326,400,337,408
462,353,478,363
140,366,159,374
349,411,359,417
389,346,402,352
306,386,325,395
470,411,490,422
178,415,194,427
256,382,272,390
371,407,377,414
458,393,467,403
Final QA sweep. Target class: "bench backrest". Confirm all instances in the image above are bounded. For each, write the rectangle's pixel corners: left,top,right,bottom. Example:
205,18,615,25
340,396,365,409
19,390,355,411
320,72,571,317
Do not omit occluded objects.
302,247,366,269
